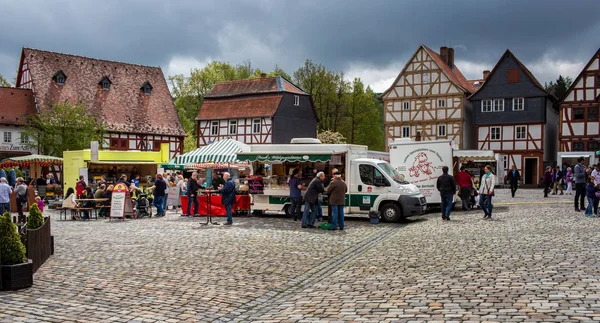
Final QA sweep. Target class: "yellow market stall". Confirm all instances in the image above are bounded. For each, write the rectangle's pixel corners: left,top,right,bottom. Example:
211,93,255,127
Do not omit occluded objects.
63,143,170,191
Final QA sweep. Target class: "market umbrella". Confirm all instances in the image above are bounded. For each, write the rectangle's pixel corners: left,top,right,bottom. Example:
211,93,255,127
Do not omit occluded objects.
171,138,250,165
0,154,64,168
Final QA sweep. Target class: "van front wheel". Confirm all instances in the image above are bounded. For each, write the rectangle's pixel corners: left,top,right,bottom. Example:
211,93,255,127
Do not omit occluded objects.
380,203,402,222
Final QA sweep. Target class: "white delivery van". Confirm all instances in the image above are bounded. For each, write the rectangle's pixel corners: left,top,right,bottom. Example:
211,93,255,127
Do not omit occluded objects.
236,141,426,222
389,139,454,207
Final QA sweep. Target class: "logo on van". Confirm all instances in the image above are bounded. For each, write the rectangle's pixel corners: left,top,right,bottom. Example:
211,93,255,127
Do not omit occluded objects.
408,152,435,178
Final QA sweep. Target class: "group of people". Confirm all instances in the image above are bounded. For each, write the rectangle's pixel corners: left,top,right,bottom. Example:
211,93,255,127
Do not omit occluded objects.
184,171,236,225
288,168,348,230
437,165,496,220
570,157,600,217
0,176,45,222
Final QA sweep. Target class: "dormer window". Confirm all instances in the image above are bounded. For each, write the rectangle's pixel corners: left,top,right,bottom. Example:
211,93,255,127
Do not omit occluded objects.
140,81,153,95
99,76,112,90
53,71,67,85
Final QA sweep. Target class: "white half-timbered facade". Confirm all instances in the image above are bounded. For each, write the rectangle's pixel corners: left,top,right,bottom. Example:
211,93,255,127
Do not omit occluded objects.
381,45,478,150
559,48,600,153
197,117,273,145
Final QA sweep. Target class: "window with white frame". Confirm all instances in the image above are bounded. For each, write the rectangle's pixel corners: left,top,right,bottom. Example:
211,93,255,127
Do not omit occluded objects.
402,126,410,138
423,73,430,84
402,101,410,110
493,99,504,111
210,121,219,136
438,125,446,137
3,132,11,143
438,99,446,108
229,120,237,135
515,126,526,139
252,118,261,134
482,99,492,112
20,132,28,144
294,95,300,106
490,127,501,140
512,98,524,111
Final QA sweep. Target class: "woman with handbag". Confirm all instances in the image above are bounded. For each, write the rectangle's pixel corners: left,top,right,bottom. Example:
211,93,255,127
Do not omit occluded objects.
585,176,599,217
478,165,495,219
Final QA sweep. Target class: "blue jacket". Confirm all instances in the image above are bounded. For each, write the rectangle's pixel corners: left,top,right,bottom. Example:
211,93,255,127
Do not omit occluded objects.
587,183,598,199
289,177,302,198
221,178,236,206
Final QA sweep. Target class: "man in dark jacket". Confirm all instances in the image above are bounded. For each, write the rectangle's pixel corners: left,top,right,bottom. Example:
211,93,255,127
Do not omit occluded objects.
543,166,553,198
220,172,236,225
301,172,325,228
153,174,167,217
574,157,587,211
326,171,347,230
436,166,455,221
507,165,521,198
288,169,302,221
186,172,200,217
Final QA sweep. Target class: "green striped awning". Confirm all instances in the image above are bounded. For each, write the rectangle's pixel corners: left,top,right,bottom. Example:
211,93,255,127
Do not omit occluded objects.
171,138,250,165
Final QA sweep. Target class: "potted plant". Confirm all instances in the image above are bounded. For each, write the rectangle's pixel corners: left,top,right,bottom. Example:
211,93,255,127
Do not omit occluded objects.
0,212,33,290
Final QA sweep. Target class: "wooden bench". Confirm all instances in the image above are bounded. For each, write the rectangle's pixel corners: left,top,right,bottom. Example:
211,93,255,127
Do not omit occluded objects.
96,205,111,218
59,207,95,220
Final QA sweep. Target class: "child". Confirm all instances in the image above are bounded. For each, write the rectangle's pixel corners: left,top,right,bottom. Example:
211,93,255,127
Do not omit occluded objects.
585,176,598,217
566,167,573,195
35,196,44,212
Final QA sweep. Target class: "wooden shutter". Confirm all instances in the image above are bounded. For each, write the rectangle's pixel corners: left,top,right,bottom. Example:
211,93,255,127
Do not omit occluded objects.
507,69,520,83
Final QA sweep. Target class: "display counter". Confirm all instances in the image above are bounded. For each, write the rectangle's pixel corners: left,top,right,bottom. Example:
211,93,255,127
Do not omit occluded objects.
180,194,251,216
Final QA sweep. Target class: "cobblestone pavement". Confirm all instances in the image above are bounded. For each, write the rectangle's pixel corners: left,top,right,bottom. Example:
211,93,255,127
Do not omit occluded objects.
1,188,600,322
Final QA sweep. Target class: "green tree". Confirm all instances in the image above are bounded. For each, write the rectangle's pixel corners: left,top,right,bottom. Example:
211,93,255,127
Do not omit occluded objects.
545,75,573,100
318,130,346,144
23,101,106,157
0,74,10,87
183,130,197,153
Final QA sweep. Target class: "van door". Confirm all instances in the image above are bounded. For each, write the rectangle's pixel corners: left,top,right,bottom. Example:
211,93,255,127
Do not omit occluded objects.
348,163,389,213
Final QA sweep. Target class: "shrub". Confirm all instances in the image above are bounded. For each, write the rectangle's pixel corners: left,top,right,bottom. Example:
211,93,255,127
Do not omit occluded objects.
0,212,26,265
27,203,44,230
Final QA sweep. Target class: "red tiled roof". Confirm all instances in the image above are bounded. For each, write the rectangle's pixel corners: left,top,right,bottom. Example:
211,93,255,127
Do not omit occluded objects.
0,87,36,125
196,95,283,120
468,79,485,92
18,48,185,136
205,76,307,98
422,45,476,93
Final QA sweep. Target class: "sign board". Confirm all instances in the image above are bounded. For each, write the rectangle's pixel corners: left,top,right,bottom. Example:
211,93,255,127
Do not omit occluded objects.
249,178,264,194
110,183,129,220
167,186,181,207
90,141,99,161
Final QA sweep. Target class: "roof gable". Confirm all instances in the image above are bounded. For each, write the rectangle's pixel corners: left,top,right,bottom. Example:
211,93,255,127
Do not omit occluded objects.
18,48,185,137
561,48,600,103
196,95,283,120
0,87,37,125
205,76,307,99
381,45,475,99
469,49,550,100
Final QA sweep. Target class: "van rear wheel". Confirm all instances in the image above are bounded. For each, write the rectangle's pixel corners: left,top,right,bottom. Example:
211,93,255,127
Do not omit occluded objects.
380,203,402,222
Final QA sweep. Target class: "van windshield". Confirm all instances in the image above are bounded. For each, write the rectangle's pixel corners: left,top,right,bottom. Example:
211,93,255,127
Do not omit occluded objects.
378,162,409,184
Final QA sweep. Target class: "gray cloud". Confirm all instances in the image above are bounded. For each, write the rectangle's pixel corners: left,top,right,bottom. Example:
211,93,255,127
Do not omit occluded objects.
0,0,599,90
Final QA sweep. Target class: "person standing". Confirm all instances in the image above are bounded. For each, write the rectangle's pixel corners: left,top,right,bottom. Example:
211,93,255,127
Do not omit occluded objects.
585,176,599,217
565,167,573,195
0,177,12,214
436,166,455,221
478,165,496,219
552,166,564,195
75,175,87,198
186,172,200,217
507,165,521,198
301,172,325,229
220,172,236,225
326,171,347,230
543,166,553,198
288,169,303,221
456,166,473,210
14,177,28,222
211,172,225,190
574,157,587,211
153,174,167,217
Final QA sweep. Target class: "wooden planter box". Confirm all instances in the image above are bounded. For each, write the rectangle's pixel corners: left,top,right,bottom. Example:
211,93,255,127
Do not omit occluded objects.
26,217,53,273
1,260,33,291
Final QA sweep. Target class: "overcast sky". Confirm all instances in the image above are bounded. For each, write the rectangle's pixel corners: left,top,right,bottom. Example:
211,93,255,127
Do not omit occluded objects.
1,0,599,92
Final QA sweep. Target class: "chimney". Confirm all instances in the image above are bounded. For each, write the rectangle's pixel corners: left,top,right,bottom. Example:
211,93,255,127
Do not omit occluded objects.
483,70,490,80
439,46,454,68
260,73,267,78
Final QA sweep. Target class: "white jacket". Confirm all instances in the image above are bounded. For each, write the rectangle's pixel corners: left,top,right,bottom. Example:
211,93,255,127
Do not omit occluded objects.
479,173,496,195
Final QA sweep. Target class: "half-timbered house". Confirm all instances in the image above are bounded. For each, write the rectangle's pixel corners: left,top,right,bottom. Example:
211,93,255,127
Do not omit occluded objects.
381,45,479,150
470,50,557,185
0,87,37,160
559,48,600,155
196,75,318,146
16,48,185,158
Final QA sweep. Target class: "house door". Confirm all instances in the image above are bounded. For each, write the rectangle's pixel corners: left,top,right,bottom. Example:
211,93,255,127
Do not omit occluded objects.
524,158,538,185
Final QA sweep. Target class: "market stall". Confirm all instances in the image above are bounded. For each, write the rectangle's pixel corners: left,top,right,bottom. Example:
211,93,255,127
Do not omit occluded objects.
0,154,64,202
170,139,252,216
453,150,497,186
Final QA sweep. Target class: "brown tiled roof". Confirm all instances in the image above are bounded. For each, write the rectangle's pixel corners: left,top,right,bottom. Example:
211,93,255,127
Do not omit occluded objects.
18,48,185,136
205,76,307,98
0,87,36,125
196,95,283,120
468,79,485,92
422,45,476,93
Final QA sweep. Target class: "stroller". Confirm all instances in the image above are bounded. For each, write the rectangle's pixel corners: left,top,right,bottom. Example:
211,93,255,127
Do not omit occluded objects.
134,192,152,218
